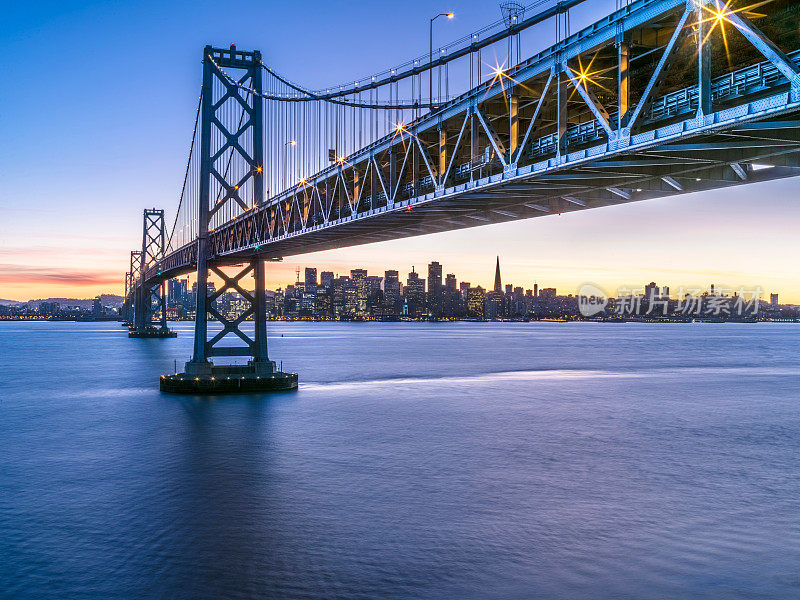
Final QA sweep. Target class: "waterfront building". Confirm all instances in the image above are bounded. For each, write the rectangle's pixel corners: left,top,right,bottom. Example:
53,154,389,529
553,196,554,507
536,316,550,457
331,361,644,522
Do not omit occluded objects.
405,268,426,317
467,286,486,318
299,293,316,317
366,275,383,315
39,301,60,316
443,273,458,317
332,276,349,317
484,291,503,320
539,288,557,300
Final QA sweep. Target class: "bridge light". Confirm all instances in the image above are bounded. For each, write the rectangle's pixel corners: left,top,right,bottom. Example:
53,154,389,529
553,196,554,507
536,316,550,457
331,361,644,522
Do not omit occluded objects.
290,140,297,146
256,166,262,173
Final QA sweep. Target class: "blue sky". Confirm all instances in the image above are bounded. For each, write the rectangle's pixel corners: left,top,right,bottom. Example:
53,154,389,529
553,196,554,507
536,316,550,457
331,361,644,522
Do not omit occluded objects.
2,0,799,302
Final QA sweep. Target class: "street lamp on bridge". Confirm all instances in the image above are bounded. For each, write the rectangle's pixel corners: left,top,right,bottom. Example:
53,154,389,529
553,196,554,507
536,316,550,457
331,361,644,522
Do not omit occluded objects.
430,12,454,108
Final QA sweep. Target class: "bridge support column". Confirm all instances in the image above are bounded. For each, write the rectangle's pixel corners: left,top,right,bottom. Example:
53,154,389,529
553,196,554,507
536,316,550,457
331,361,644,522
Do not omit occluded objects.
389,150,397,202
438,125,447,186
470,111,480,180
557,69,568,158
508,92,519,162
129,209,175,339
618,37,629,128
251,258,275,375
163,44,295,394
696,2,712,117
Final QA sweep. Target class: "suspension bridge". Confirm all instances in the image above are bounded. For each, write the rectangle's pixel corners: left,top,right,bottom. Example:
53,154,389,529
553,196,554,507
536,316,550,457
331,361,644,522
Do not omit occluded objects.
122,0,800,392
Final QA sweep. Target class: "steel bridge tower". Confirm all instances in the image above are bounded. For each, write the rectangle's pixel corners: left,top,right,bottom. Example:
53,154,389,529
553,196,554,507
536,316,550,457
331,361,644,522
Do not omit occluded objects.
129,209,176,338
162,45,296,392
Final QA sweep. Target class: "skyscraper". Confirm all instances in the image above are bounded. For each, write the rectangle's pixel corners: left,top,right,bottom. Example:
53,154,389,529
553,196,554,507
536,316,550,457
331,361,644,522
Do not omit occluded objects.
384,270,401,314
333,276,349,317
427,261,443,316
405,268,426,317
301,268,318,316
487,256,504,318
305,267,317,292
443,273,458,317
366,275,383,314
351,269,368,314
167,278,188,308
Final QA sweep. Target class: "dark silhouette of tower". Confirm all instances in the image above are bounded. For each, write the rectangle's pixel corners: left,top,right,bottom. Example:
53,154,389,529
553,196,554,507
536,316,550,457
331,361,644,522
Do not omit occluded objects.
493,256,502,293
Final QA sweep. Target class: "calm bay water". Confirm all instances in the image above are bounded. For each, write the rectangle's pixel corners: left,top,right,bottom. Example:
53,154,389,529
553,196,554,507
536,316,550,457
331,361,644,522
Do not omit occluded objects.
1,320,799,599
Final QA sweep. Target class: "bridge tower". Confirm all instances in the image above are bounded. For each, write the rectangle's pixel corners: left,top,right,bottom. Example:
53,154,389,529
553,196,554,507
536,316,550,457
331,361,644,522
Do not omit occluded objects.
122,250,142,327
129,209,176,338
121,271,132,326
162,45,296,393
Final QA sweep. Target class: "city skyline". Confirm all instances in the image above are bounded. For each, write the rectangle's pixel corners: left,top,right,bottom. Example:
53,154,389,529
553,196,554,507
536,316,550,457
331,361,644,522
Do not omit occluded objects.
3,251,788,309
3,0,800,302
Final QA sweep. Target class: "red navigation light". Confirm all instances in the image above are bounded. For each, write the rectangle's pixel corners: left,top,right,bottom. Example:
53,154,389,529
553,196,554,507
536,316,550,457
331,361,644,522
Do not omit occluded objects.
405,206,413,212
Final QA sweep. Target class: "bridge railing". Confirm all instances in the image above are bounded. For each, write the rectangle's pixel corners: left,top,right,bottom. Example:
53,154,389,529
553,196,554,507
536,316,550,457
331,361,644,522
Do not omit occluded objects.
650,49,800,122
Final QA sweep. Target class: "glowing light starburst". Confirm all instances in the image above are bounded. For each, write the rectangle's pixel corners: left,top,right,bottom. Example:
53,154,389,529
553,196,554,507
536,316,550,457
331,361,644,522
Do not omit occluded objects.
393,122,409,137
695,0,772,61
391,122,417,150
567,52,612,101
483,60,519,101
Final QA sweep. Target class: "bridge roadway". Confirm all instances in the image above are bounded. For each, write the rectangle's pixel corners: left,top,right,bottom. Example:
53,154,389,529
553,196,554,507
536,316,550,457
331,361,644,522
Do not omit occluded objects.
146,0,800,286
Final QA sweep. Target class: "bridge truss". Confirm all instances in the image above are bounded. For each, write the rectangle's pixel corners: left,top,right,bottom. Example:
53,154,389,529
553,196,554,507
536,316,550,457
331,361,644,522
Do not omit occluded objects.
125,0,800,380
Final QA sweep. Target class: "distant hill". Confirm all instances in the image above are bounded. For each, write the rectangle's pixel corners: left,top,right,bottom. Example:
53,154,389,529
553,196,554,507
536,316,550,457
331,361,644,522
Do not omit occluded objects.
11,294,124,309
0,299,25,307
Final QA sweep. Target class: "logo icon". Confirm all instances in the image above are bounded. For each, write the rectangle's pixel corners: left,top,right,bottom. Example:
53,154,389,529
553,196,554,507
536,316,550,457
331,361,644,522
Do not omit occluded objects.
578,283,608,317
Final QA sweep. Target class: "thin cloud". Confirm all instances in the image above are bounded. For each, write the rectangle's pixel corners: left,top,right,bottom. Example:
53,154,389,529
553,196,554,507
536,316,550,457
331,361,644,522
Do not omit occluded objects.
0,264,120,286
